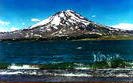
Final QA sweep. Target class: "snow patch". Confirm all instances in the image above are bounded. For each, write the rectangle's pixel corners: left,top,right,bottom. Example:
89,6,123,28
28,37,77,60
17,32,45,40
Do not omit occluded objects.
51,15,61,25
30,16,52,28
59,12,65,17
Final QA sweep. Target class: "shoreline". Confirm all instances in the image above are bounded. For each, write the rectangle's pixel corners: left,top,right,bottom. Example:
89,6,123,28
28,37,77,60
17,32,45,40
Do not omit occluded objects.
0,81,133,83
0,81,132,83
0,69,133,82
0,76,133,83
0,35,133,42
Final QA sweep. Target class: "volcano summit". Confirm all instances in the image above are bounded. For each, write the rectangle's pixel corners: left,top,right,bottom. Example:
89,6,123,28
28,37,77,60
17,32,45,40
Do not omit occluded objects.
0,10,128,41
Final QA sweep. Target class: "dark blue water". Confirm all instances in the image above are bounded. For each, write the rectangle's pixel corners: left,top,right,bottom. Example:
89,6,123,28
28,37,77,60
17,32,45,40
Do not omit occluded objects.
0,40,133,64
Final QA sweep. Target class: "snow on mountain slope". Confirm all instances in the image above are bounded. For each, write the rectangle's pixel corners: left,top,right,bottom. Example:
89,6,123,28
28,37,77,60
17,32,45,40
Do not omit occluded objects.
30,16,52,28
30,10,91,29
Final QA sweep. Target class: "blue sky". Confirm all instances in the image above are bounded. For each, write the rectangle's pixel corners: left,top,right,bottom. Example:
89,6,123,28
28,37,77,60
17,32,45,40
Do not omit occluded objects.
0,0,133,31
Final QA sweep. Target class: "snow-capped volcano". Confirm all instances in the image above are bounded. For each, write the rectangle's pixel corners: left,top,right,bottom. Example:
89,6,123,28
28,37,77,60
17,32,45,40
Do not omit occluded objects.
30,10,90,29
0,10,126,41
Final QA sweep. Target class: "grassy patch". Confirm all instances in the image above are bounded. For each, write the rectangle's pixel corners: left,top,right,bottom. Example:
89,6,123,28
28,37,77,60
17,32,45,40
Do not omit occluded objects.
0,59,132,69
80,35,133,40
0,63,10,69
39,62,76,69
90,59,132,69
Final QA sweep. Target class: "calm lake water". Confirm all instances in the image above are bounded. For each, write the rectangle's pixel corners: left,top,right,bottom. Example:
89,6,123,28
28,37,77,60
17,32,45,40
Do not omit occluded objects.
0,40,133,64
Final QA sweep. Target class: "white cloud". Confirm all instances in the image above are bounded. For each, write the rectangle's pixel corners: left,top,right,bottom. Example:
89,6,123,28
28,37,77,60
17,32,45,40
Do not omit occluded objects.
10,27,18,31
0,28,7,32
0,20,18,32
0,20,10,25
112,23,133,30
0,27,18,32
31,18,40,22
91,15,96,18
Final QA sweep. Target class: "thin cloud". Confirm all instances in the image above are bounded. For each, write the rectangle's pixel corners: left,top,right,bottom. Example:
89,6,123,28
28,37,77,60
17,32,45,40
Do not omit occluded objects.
91,15,96,18
22,23,25,25
31,18,40,22
0,20,10,32
0,20,10,25
112,23,133,30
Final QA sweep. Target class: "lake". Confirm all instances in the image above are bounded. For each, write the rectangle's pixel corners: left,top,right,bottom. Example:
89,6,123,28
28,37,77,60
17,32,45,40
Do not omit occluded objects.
0,40,133,82
0,40,133,64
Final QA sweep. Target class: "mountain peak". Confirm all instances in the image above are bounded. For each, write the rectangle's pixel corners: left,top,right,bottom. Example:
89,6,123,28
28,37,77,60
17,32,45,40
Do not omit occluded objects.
56,10,75,14
0,10,126,41
64,10,75,13
55,10,75,17
30,10,90,29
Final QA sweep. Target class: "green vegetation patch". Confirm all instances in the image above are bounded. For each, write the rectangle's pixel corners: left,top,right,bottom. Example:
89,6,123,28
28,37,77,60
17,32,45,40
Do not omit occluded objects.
80,35,133,41
0,63,10,69
39,62,76,69
90,59,132,69
0,59,132,70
